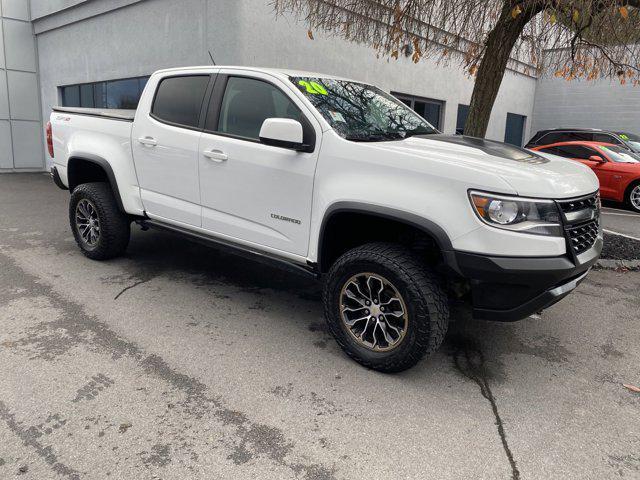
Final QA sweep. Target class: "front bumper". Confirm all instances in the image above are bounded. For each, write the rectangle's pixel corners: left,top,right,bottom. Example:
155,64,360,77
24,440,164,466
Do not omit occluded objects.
447,236,602,322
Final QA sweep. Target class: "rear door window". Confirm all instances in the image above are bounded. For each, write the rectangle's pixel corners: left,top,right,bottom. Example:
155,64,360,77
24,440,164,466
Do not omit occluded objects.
151,75,210,128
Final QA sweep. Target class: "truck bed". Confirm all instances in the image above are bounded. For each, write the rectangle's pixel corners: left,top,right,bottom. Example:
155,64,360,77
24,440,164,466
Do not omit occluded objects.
53,106,136,121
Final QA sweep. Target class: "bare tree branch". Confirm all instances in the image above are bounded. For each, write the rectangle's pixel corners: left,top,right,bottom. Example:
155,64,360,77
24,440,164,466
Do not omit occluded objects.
272,0,640,136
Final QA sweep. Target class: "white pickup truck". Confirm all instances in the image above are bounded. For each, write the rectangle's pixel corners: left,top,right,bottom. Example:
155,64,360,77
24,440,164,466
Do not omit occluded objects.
49,66,602,372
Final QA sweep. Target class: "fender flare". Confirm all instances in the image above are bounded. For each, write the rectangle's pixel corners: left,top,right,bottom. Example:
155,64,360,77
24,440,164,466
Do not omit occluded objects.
317,201,454,271
67,154,126,213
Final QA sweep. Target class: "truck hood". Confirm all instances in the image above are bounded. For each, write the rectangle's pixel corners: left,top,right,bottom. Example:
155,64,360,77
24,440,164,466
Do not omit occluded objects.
372,134,599,199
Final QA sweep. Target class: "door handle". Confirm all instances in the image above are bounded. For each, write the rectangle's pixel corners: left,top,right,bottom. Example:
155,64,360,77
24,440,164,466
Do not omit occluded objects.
203,149,228,162
138,136,157,147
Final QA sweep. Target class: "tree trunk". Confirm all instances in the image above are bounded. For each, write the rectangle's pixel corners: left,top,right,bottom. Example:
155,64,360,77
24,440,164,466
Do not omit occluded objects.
465,3,541,138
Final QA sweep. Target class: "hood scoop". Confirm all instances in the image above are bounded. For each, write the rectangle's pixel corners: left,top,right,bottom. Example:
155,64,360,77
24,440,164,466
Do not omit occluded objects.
417,135,550,165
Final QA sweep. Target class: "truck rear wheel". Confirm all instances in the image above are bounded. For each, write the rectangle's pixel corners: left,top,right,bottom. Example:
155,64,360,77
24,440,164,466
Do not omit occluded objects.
69,182,130,260
323,243,449,372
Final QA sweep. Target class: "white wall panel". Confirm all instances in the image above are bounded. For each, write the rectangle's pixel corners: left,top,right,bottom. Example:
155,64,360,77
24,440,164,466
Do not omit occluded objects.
11,120,44,168
0,120,13,168
4,18,37,71
7,70,39,120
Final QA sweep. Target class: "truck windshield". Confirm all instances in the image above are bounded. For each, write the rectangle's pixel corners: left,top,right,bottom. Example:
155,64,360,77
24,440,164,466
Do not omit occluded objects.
290,76,438,142
617,132,640,152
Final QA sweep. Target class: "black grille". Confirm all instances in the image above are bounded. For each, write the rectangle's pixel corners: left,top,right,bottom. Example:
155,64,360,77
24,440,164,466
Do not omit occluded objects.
557,195,598,213
566,220,599,255
558,193,600,255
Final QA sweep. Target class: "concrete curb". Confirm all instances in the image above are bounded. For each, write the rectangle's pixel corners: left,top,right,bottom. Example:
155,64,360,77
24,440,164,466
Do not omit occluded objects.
595,259,640,271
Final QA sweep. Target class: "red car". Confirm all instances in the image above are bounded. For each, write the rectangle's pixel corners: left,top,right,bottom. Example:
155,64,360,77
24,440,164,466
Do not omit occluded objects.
531,141,640,212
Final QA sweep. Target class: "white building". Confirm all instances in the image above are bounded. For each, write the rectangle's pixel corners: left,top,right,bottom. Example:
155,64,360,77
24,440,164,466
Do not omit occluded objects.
0,0,635,173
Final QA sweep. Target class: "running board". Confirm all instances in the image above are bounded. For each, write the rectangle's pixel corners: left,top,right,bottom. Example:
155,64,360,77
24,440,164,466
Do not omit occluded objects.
137,219,319,278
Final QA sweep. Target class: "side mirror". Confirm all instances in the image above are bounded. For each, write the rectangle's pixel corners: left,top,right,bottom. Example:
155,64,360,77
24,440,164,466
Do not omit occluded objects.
589,155,605,163
259,118,307,151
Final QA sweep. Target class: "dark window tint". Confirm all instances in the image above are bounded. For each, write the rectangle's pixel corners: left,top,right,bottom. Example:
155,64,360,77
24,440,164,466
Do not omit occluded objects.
391,93,444,130
504,113,527,146
216,77,301,139
541,131,596,144
61,85,80,107
593,133,621,144
456,104,469,135
60,76,149,109
538,132,564,144
80,84,94,108
94,82,107,108
539,146,561,156
547,145,595,159
151,75,210,128
566,132,593,141
107,78,140,109
527,130,549,145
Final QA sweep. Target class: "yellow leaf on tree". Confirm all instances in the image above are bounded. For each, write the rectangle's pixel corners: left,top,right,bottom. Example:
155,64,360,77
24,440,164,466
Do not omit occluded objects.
550,13,557,24
619,6,629,19
572,10,579,23
307,30,314,40
511,5,522,19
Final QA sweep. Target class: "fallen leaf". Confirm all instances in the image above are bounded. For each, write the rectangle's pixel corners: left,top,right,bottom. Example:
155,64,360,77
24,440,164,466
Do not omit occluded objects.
572,9,580,23
619,6,629,20
119,422,132,433
307,29,314,40
511,5,522,19
623,384,640,393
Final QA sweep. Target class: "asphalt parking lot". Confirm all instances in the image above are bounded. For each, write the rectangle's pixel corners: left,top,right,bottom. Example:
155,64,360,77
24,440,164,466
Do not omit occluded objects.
1,173,639,480
601,204,640,240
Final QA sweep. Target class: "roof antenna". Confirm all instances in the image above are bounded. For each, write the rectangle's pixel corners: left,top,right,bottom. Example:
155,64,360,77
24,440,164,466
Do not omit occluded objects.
208,50,216,66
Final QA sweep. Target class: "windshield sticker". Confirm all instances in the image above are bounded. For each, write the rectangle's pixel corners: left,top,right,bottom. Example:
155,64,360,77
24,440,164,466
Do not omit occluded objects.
298,80,328,95
329,111,346,123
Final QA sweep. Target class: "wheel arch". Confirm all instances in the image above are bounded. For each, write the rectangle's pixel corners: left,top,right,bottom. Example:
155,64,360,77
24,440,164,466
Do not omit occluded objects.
67,154,125,213
317,202,454,273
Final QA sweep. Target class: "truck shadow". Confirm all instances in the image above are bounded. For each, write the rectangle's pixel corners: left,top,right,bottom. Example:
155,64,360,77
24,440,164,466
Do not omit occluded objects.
121,226,537,381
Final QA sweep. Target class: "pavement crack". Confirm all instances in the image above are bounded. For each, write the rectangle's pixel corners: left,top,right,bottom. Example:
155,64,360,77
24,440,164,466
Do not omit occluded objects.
0,250,337,479
114,278,152,300
451,335,520,480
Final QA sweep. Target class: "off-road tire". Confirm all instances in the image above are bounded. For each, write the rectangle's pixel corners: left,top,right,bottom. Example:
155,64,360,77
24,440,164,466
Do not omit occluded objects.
323,242,449,373
625,181,640,213
69,182,130,260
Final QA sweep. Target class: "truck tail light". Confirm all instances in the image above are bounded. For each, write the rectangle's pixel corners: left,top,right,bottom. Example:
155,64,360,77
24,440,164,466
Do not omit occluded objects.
46,121,54,158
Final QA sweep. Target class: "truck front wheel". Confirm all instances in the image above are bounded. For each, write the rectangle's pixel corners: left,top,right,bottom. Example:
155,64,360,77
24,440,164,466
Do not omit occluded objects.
323,243,449,373
69,182,130,260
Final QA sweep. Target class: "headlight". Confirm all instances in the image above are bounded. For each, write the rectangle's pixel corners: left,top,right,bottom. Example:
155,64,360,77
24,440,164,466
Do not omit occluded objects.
469,191,562,236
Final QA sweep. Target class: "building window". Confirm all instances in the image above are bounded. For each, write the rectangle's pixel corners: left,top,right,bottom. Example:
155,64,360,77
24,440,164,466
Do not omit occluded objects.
392,92,444,130
60,76,150,109
456,104,469,135
504,113,527,147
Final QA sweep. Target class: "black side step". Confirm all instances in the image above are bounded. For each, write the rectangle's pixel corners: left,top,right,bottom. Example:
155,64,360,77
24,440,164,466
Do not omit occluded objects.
137,219,319,279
